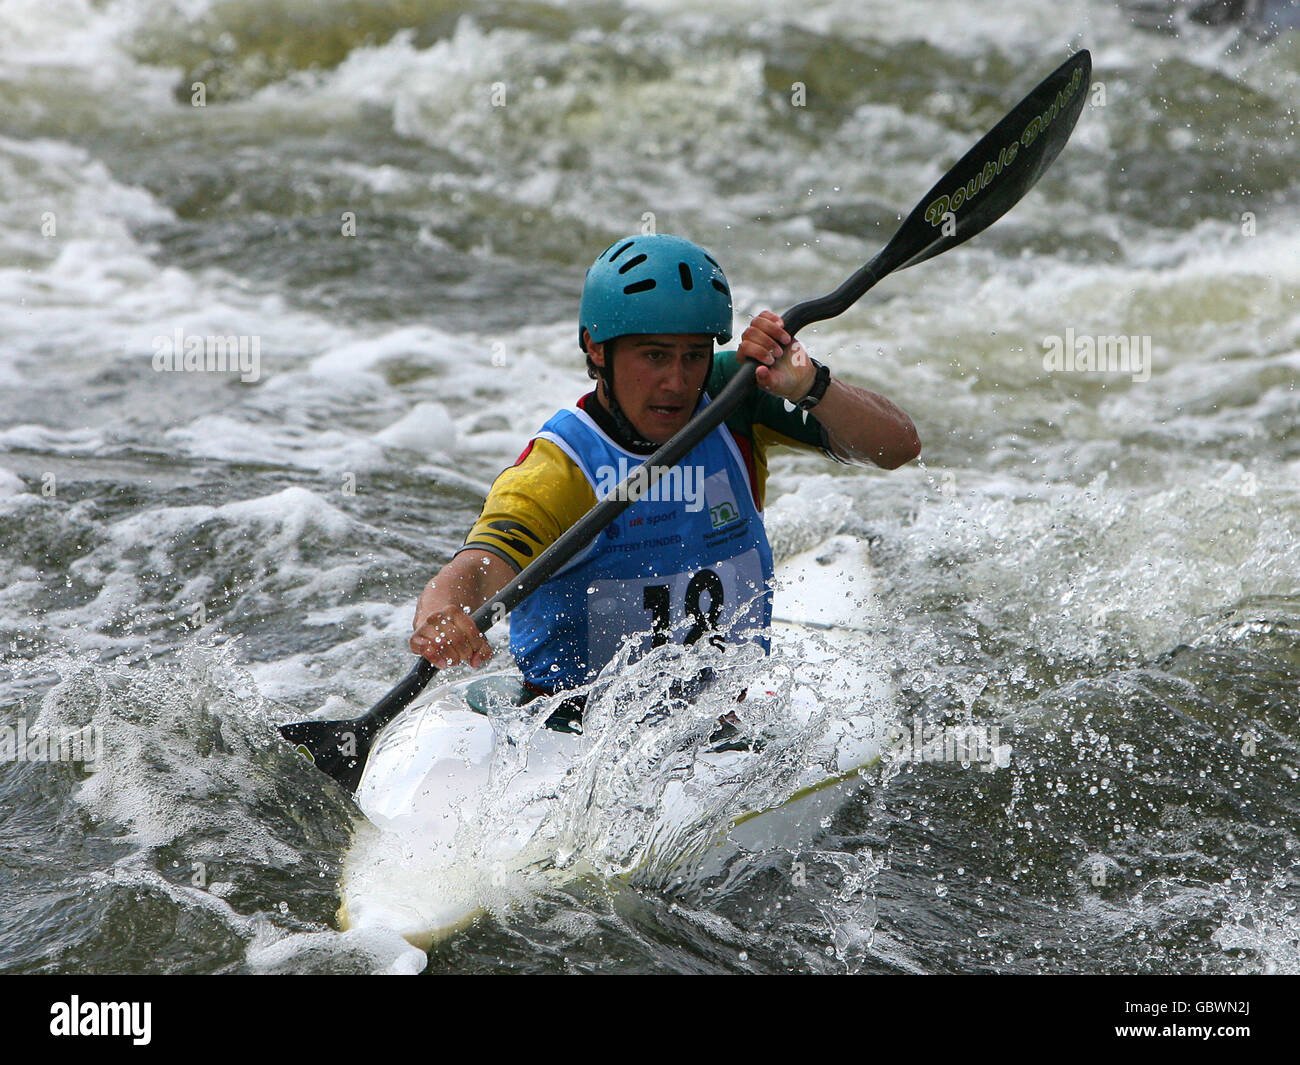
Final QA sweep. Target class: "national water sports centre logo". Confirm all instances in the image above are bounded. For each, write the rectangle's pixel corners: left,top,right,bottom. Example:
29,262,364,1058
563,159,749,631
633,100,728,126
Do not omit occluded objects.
709,500,739,528
703,469,742,529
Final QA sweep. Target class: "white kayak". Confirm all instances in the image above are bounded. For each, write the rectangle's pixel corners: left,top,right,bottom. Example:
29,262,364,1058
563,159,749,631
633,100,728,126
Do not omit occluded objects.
338,534,892,950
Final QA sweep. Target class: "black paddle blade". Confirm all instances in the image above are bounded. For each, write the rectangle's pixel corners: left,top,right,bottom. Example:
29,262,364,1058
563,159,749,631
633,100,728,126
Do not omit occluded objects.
888,49,1092,272
278,718,369,794
782,50,1091,337
278,658,436,793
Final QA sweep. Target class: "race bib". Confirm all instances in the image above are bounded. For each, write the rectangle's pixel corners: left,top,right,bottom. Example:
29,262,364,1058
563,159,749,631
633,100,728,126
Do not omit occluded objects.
584,549,769,667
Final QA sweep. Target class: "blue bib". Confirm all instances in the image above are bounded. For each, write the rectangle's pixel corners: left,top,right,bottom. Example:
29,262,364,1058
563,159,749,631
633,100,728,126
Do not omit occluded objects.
509,398,774,692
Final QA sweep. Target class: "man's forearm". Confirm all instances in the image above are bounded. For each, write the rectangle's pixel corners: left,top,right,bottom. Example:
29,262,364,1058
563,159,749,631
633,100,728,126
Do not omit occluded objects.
812,378,921,469
419,550,511,621
733,312,920,470
411,549,516,667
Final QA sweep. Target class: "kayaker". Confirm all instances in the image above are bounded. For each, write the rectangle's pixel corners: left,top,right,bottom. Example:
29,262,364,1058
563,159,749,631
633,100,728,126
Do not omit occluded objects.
410,234,920,704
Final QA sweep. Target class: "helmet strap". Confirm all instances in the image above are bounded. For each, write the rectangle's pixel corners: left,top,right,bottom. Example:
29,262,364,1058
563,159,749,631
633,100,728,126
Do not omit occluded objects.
593,342,659,452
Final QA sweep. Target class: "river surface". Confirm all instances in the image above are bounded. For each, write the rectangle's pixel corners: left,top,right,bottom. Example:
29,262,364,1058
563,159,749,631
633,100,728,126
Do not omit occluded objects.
1,0,1297,974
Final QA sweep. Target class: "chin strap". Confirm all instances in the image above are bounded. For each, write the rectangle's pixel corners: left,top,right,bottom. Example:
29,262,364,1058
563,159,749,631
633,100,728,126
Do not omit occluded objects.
596,356,659,452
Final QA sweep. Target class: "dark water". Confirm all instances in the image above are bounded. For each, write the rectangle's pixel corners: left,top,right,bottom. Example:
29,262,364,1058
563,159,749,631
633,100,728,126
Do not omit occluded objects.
1,0,1297,974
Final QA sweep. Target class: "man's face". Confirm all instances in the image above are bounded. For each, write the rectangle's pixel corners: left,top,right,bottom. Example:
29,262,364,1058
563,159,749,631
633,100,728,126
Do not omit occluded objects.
590,334,712,444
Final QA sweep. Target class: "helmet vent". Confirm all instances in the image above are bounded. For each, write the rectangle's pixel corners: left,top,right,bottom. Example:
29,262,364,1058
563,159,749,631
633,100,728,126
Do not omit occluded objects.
607,241,635,262
617,253,647,274
711,279,729,294
678,263,694,290
623,279,656,294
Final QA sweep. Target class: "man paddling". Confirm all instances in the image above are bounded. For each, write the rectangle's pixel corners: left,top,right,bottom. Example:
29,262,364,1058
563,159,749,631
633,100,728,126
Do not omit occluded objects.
411,234,920,702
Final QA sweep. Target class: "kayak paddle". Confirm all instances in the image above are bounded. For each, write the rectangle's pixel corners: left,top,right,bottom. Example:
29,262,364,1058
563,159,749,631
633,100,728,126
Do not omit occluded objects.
280,49,1092,793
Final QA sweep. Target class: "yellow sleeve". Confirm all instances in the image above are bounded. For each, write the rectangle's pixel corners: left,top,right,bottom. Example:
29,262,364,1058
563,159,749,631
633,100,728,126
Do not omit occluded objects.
458,438,597,572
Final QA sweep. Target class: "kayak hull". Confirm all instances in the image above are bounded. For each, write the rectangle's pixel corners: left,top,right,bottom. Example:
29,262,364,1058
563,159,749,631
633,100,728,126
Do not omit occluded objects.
338,534,892,949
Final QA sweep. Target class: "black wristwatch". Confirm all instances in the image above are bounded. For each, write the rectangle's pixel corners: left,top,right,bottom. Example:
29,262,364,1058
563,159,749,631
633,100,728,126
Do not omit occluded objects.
795,359,832,411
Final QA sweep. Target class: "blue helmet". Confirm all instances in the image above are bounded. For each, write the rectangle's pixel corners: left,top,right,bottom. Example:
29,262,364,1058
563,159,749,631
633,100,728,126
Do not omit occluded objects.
578,234,733,351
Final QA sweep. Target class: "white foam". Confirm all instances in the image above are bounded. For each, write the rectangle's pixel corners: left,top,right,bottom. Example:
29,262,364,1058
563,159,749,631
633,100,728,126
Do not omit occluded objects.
0,425,108,454
309,325,479,377
374,401,457,454
245,925,429,976
0,467,29,496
